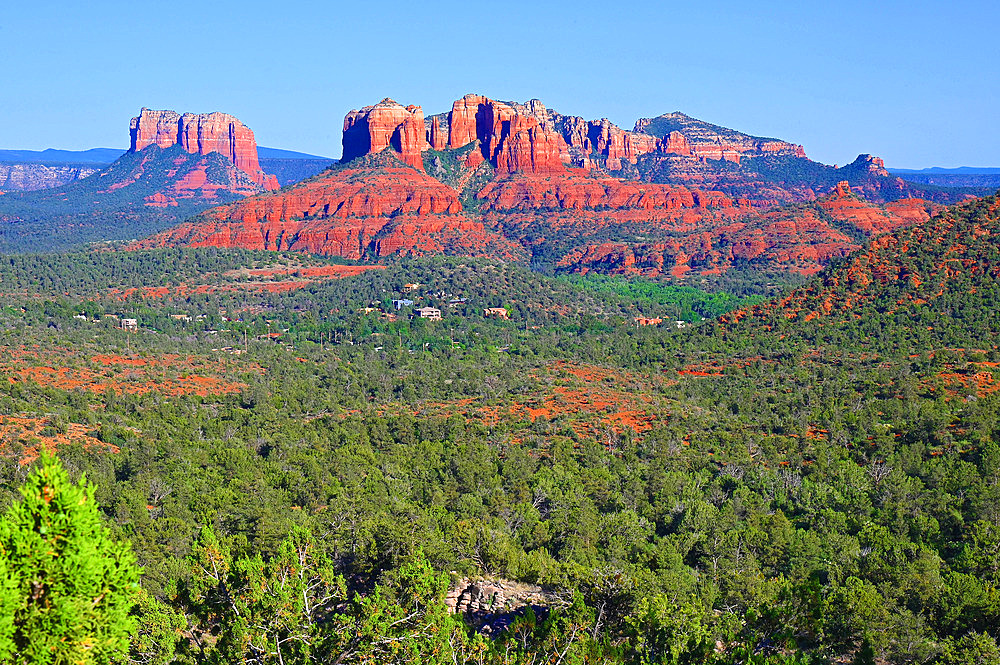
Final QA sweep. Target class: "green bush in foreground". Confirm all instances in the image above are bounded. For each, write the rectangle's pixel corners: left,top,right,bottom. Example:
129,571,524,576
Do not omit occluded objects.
0,453,140,664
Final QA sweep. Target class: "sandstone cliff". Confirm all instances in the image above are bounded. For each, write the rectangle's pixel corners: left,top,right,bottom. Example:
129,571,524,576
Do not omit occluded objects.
634,111,807,161
435,94,566,175
135,152,526,261
556,181,939,278
129,108,279,190
134,95,951,282
343,99,427,171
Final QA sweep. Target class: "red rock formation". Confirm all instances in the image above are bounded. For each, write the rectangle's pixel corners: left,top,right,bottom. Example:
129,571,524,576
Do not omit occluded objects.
634,112,807,161
436,94,566,174
427,115,448,150
446,94,489,150
582,119,659,170
552,183,937,278
493,116,564,175
343,99,427,171
660,131,692,156
129,108,279,190
135,156,525,261
477,171,733,213
134,96,944,281
857,154,888,175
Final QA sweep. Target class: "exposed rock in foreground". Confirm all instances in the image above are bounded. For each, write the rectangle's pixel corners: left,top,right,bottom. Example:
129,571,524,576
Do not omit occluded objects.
445,577,566,635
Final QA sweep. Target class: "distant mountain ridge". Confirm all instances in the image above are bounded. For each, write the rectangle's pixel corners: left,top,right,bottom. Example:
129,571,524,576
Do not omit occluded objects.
888,166,1000,174
0,148,125,164
888,166,1000,189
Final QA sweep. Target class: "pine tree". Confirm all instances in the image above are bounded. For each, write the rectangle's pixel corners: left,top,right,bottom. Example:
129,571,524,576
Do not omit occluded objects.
0,452,140,664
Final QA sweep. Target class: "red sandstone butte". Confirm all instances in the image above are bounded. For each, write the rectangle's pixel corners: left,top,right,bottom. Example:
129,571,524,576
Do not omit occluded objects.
342,99,427,171
129,108,279,190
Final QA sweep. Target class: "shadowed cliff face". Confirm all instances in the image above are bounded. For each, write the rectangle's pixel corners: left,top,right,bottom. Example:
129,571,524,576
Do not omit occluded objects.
132,94,972,280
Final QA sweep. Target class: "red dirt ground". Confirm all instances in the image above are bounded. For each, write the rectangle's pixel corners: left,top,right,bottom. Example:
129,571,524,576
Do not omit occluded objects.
2,345,262,397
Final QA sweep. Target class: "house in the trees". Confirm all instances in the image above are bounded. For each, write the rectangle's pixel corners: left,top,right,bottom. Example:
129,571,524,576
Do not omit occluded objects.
414,307,442,320
485,307,510,320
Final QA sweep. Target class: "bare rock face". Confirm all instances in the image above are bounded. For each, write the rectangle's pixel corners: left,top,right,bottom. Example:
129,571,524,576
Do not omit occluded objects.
634,111,807,162
342,99,427,171
444,578,565,634
426,114,448,150
855,154,889,176
0,163,100,191
660,131,692,156
135,152,526,261
435,94,566,175
129,108,279,190
133,95,947,281
584,118,659,170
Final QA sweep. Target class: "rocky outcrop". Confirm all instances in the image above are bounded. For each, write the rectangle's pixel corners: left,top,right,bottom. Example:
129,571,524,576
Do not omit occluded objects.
444,578,564,634
134,95,949,280
854,154,889,176
431,94,566,174
582,119,658,170
634,111,807,162
0,163,100,191
477,171,734,212
343,99,427,171
660,131,692,156
135,153,526,261
555,183,938,278
129,108,279,190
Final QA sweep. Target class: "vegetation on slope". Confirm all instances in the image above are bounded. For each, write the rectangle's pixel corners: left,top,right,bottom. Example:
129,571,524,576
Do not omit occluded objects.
2,196,1000,663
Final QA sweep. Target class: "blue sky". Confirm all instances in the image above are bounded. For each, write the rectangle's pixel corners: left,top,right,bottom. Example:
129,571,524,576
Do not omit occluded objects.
1,0,997,167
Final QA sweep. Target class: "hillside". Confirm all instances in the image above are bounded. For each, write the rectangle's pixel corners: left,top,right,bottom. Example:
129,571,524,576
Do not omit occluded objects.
719,192,1000,351
0,109,280,252
3,229,1000,662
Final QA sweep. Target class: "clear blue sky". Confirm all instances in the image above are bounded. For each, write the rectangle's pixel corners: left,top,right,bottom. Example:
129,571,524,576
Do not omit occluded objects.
1,0,997,168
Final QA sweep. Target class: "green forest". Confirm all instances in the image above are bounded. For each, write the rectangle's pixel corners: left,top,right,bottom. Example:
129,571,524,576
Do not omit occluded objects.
1,196,1000,664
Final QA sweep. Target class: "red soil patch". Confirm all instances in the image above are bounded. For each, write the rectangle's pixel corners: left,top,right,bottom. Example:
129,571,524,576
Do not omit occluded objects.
0,415,117,464
1,345,262,397
101,263,385,301
411,361,669,444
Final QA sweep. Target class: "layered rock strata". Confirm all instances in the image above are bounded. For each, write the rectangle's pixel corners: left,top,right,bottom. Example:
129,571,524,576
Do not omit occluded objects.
129,108,279,190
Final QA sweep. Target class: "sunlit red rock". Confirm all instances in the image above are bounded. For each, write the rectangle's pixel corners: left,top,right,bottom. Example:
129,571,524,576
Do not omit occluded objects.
129,108,279,190
134,154,525,260
343,99,427,171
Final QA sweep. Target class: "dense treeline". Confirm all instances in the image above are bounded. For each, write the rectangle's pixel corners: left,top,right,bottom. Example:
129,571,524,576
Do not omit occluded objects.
1,199,1000,663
